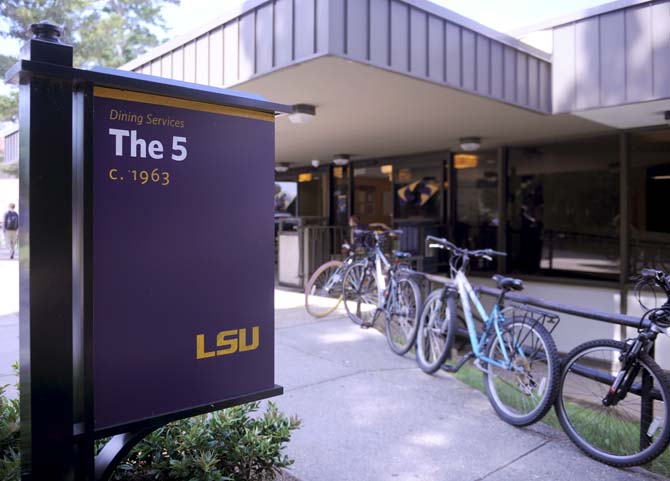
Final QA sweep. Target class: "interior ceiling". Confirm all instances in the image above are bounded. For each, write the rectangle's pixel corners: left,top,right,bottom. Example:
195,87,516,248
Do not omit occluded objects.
236,56,615,166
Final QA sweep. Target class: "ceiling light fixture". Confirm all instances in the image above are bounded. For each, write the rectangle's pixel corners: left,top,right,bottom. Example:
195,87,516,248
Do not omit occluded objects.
332,154,350,166
311,159,320,168
288,104,316,124
275,162,290,173
459,137,481,152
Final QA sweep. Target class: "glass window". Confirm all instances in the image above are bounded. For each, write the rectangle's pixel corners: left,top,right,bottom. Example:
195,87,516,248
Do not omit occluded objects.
274,181,296,216
508,136,620,280
455,150,499,257
353,165,392,227
393,160,441,221
331,166,349,226
297,171,328,218
630,130,670,274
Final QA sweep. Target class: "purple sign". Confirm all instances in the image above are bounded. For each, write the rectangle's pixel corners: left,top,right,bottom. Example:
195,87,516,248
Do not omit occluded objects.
92,87,275,430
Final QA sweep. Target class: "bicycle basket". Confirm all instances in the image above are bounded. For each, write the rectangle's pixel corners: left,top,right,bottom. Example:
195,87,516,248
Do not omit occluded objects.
506,303,560,336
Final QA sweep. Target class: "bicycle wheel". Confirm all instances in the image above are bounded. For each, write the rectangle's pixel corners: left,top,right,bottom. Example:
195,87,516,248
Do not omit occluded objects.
342,261,379,326
415,289,457,374
385,277,422,356
555,339,670,467
305,260,345,318
483,318,559,426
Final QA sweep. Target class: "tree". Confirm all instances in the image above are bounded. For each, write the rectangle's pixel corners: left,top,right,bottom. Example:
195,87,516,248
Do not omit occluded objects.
0,0,180,121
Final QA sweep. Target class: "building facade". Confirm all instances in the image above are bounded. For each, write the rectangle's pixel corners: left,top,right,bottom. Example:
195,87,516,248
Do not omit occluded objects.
8,0,670,360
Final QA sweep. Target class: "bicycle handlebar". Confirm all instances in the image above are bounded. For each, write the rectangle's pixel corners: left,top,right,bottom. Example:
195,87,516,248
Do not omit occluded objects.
353,227,404,238
426,236,507,259
639,268,670,299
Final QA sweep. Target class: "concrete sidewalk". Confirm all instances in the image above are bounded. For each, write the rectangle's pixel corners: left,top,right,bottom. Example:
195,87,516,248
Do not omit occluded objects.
273,289,662,481
0,270,664,480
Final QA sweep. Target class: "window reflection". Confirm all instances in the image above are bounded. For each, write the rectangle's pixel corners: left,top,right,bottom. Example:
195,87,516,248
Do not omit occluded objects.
274,181,296,216
630,130,670,274
353,165,392,227
508,136,619,280
331,166,349,226
455,150,498,249
297,171,327,218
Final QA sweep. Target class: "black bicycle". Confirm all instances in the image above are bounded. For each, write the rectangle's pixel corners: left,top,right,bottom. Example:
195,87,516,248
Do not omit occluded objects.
342,228,423,355
555,268,670,468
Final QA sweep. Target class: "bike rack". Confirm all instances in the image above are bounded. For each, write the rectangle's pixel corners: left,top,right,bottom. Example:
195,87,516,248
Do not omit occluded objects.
418,272,655,451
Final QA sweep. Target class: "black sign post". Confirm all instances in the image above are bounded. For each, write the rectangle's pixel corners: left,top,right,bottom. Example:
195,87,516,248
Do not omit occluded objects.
9,22,290,481
17,23,76,481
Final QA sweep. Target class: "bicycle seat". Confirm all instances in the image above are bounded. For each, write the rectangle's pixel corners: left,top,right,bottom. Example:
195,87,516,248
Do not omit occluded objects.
492,274,524,292
393,250,412,259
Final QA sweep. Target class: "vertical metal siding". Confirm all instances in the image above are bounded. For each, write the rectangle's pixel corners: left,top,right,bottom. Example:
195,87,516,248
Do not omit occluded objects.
347,0,368,60
575,18,599,110
239,12,256,80
625,5,653,102
223,21,239,85
390,1,409,71
3,130,19,164
329,0,346,55
196,35,209,84
150,59,161,76
369,0,389,65
503,46,516,102
490,41,503,99
275,0,294,67
128,0,552,113
427,16,444,82
445,22,461,87
172,47,184,81
552,24,575,112
209,27,224,86
256,4,274,73
461,30,475,90
410,8,427,76
295,0,317,59
652,1,670,98
183,41,196,83
600,11,626,106
475,35,490,95
539,61,551,112
160,54,172,80
515,52,528,106
552,0,669,113
316,0,329,53
528,56,538,109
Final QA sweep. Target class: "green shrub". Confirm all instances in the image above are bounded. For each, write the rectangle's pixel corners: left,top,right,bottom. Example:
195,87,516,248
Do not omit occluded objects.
110,401,300,481
0,362,20,481
0,362,300,481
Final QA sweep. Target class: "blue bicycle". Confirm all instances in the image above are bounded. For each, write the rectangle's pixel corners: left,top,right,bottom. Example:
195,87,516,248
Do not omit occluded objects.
416,236,560,426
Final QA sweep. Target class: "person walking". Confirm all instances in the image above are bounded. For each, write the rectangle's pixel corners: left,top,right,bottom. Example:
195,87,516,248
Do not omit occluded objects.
3,203,19,259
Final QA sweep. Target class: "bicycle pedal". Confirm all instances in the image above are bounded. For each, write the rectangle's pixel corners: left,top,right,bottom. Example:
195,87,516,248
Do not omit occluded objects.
473,359,487,373
360,322,373,329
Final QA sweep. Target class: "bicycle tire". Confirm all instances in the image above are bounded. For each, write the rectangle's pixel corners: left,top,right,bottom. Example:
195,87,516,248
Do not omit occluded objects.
415,289,457,374
385,277,422,356
483,317,559,426
555,339,670,467
304,260,345,318
342,261,379,326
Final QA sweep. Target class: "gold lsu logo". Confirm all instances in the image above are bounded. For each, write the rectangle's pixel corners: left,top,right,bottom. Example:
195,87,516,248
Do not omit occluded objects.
196,326,260,360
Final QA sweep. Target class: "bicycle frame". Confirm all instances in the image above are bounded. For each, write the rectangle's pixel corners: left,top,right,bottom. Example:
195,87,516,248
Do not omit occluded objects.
454,270,516,371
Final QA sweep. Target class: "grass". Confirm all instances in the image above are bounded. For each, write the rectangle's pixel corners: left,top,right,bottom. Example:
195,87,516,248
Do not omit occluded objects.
450,363,670,477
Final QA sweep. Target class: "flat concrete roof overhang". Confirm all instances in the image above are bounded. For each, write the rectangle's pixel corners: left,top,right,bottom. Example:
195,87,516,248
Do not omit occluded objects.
236,55,614,166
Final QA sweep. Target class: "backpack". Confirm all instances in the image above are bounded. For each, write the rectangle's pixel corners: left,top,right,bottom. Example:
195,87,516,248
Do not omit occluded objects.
5,211,18,230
